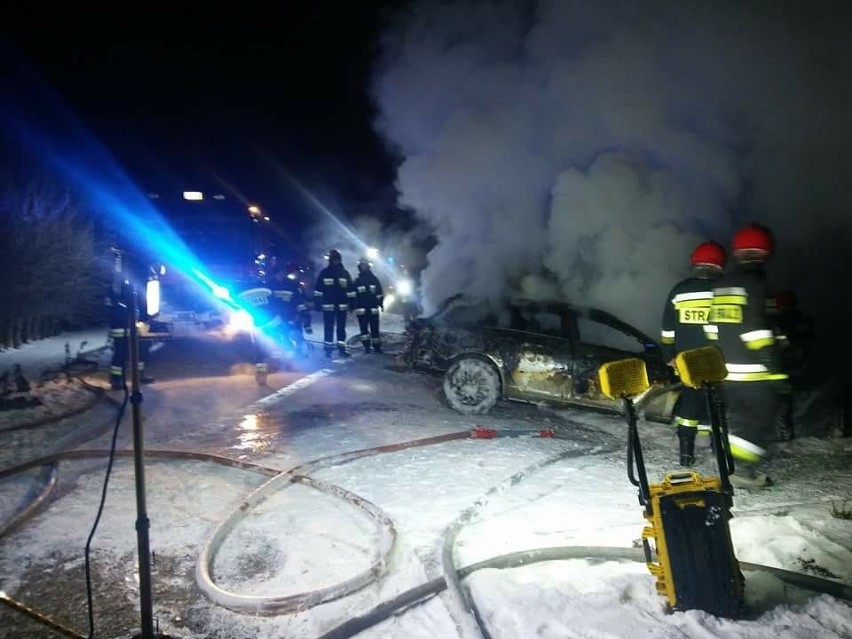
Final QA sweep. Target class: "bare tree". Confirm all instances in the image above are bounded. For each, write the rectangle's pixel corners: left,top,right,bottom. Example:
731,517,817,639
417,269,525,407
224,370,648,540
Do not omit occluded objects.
0,172,104,349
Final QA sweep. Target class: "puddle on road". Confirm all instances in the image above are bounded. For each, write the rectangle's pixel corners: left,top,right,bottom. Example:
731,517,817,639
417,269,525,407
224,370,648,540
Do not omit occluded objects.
229,403,399,454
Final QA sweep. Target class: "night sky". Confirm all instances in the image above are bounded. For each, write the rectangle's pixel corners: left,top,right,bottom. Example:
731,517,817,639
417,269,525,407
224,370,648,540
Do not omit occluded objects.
1,1,403,230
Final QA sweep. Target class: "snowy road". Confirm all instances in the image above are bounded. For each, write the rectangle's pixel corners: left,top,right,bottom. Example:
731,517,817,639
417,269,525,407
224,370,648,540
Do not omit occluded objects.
1,319,851,639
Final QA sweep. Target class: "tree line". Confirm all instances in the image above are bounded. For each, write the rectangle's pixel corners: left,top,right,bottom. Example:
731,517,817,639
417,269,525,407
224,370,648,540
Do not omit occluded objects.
0,172,108,350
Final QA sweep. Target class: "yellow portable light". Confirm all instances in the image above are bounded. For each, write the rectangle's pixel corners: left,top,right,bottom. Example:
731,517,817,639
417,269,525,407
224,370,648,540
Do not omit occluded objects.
599,351,744,619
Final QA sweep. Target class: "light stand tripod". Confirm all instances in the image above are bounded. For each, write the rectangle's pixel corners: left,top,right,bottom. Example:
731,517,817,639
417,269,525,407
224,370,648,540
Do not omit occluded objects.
124,283,172,639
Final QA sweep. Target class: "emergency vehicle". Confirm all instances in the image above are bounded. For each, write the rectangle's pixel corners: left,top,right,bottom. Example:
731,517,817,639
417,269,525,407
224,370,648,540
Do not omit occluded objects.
113,190,277,341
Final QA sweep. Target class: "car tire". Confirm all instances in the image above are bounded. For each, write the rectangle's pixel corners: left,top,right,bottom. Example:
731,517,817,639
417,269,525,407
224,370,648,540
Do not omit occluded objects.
443,356,500,415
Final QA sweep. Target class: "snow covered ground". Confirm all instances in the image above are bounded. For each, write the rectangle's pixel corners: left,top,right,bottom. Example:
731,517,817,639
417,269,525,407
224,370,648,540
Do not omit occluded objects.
1,316,851,638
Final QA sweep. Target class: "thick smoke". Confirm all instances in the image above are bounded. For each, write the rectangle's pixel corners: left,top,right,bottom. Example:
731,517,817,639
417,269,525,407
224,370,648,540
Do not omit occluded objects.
371,0,852,345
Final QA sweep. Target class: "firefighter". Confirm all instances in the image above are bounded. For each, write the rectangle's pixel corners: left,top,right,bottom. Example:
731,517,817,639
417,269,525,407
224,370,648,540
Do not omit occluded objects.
768,290,815,386
106,263,154,391
314,249,356,358
237,279,279,386
270,262,313,359
766,289,815,441
660,241,726,466
707,223,789,488
353,257,385,353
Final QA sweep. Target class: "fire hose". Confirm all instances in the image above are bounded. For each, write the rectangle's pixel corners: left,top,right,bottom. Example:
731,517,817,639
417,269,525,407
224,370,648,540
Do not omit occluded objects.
2,418,851,638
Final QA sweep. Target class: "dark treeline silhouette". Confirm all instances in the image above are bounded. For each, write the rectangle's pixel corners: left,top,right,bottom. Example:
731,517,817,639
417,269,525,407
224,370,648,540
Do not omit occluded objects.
0,167,109,350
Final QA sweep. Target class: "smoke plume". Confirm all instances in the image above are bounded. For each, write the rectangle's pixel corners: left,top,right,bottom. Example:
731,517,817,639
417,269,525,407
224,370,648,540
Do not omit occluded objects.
371,0,852,346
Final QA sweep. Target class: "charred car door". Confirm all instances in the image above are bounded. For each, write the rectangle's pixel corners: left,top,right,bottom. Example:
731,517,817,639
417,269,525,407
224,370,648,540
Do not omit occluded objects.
501,305,575,404
568,309,660,413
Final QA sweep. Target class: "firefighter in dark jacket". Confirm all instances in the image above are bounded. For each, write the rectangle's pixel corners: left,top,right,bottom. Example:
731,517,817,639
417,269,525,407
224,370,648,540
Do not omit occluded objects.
707,224,789,488
660,241,726,466
766,289,814,441
353,257,385,353
106,257,154,391
270,262,313,358
314,249,356,358
236,274,280,385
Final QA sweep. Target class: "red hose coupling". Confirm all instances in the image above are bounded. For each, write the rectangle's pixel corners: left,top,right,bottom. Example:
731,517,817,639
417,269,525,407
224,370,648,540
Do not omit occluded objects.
539,429,555,438
472,425,498,439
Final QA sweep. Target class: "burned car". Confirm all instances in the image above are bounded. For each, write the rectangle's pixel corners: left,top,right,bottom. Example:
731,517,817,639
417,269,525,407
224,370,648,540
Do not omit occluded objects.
399,295,679,422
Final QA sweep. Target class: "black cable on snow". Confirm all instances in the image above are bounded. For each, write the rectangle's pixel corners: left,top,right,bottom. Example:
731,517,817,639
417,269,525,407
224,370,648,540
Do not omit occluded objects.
83,382,128,639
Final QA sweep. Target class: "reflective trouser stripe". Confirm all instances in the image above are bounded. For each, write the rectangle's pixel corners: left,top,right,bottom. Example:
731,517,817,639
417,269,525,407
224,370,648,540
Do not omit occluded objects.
109,329,126,338
726,363,788,382
371,337,381,344
741,329,775,350
726,371,789,382
728,434,766,463
355,308,366,315
675,417,699,428
697,424,711,435
256,363,268,373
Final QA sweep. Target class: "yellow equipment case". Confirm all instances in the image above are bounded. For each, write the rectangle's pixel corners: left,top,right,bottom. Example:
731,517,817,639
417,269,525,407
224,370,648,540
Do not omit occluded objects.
599,349,745,618
642,470,743,616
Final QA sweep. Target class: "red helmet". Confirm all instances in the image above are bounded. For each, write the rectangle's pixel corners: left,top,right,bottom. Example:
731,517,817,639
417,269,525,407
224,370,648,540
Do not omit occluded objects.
732,224,773,255
690,241,726,268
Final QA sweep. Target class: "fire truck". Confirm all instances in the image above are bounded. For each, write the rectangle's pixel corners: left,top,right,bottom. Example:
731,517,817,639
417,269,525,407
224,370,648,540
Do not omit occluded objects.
115,190,278,341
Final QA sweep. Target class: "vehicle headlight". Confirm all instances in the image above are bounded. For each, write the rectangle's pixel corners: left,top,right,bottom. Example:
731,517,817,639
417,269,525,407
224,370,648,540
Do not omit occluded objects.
396,279,413,296
146,279,160,316
228,309,254,332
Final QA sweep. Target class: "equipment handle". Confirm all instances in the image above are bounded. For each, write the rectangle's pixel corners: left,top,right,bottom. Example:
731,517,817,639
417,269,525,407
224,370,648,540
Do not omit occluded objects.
624,397,651,506
705,384,734,496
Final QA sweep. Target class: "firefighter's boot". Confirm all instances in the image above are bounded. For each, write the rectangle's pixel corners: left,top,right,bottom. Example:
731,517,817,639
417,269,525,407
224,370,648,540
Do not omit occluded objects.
677,425,696,467
338,346,351,359
362,339,371,353
373,341,383,354
729,464,773,489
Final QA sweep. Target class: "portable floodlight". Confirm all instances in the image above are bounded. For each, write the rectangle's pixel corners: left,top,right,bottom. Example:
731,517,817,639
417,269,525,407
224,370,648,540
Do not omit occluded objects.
599,354,744,619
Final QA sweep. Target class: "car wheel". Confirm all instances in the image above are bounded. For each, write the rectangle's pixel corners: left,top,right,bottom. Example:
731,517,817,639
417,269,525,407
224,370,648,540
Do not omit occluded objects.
443,357,500,415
